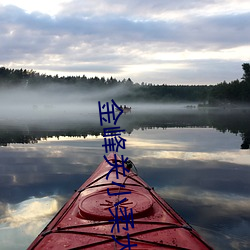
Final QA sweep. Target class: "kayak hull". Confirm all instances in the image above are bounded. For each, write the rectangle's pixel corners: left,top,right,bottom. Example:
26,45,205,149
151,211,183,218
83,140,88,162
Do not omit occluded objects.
28,153,213,249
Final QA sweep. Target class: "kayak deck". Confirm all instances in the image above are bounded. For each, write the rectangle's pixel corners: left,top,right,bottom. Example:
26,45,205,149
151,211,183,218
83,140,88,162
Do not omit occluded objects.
28,153,213,249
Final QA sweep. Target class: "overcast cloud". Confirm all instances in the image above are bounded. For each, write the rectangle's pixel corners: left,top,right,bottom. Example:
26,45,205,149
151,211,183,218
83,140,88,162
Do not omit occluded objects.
0,0,250,84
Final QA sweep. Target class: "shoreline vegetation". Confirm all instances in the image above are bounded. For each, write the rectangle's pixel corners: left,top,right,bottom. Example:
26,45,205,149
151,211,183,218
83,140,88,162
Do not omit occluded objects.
0,109,249,149
0,63,250,105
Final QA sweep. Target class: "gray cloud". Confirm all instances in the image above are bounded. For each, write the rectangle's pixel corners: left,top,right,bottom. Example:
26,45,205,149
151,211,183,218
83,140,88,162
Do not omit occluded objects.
59,0,216,18
42,64,121,74
1,4,249,47
0,1,249,84
185,13,250,49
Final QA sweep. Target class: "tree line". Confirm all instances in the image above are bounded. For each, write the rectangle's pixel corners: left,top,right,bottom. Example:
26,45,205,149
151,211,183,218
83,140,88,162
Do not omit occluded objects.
1,108,249,148
208,63,250,105
0,63,249,104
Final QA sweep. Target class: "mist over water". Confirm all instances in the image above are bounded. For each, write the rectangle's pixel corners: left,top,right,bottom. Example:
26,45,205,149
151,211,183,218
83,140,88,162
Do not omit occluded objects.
1,84,250,149
0,84,198,124
0,85,97,122
0,84,250,249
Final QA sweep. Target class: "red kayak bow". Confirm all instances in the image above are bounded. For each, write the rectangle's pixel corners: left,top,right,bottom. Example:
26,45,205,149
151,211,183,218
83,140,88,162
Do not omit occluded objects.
28,153,213,249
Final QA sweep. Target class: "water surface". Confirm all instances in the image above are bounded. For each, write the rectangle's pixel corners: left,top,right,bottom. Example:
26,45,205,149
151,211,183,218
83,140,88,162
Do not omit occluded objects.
0,105,250,249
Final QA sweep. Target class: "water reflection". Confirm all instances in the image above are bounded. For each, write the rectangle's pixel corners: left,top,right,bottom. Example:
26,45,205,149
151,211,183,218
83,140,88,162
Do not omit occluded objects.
0,107,250,149
0,196,62,250
0,108,250,249
1,196,59,228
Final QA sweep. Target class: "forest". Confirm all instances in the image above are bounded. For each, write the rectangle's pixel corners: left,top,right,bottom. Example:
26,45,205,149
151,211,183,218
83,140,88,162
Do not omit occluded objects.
0,63,249,104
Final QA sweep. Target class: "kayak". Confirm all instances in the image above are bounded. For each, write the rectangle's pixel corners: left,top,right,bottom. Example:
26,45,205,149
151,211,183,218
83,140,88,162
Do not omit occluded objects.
28,153,213,249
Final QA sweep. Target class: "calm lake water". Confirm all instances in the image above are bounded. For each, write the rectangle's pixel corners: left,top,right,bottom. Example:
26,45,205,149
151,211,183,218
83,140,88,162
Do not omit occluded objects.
0,104,250,249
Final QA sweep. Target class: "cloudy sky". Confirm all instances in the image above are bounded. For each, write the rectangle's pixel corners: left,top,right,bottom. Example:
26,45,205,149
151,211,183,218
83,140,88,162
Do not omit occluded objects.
0,0,250,85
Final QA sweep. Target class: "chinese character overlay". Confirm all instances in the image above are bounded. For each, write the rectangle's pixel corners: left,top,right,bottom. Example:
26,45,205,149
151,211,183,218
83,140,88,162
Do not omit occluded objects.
98,99,123,126
111,234,137,250
104,154,129,180
98,99,136,249
102,136,126,153
109,206,135,233
103,127,125,137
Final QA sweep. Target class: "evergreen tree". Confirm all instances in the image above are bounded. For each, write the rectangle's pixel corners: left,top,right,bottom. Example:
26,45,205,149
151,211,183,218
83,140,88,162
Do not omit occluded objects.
242,63,250,83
